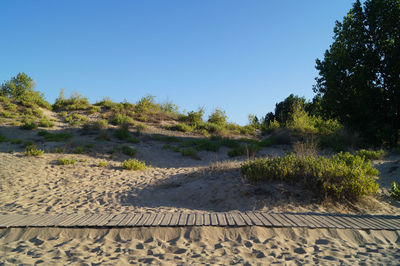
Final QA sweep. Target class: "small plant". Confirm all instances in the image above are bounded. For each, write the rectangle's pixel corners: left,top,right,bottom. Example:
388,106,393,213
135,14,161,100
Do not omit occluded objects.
391,181,400,200
0,135,6,142
208,108,227,127
175,123,193,132
121,158,147,170
38,130,73,142
73,146,84,154
98,161,108,167
56,158,76,165
111,113,134,125
181,147,198,158
10,139,23,144
21,119,37,130
122,146,137,156
55,147,66,153
65,113,88,125
39,118,55,128
114,129,131,140
355,149,387,160
128,137,140,143
25,144,44,156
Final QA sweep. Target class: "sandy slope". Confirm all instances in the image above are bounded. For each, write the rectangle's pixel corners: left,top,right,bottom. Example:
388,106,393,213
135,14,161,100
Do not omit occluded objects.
1,227,399,265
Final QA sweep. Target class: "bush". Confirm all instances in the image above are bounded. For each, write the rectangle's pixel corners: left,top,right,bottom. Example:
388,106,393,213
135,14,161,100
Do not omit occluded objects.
10,139,23,144
354,149,387,160
39,118,55,128
114,129,131,140
25,144,44,156
111,113,134,125
0,135,6,142
121,159,147,170
83,119,108,131
318,129,360,152
179,108,204,125
122,146,137,156
208,108,227,127
38,130,73,142
94,97,116,109
227,143,260,157
21,119,37,130
88,105,101,114
98,161,108,167
56,158,76,165
241,153,379,200
391,181,400,200
53,89,91,111
197,122,226,135
65,113,88,125
73,146,84,154
180,147,198,157
175,123,193,132
181,139,221,152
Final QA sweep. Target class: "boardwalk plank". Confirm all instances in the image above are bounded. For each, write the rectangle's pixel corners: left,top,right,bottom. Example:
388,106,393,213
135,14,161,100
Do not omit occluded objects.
269,214,292,227
239,213,254,225
261,213,283,227
203,213,210,226
160,213,172,226
231,213,246,226
225,213,235,226
178,213,188,226
302,214,328,228
118,214,136,226
58,214,82,226
245,212,263,226
320,215,348,229
152,213,165,226
0,214,27,227
187,213,195,226
210,213,218,226
285,214,309,227
127,213,143,226
295,214,320,228
144,213,157,227
106,214,126,226
169,213,180,226
195,213,204,226
253,212,272,226
332,215,361,229
216,213,227,226
12,214,42,227
136,213,150,226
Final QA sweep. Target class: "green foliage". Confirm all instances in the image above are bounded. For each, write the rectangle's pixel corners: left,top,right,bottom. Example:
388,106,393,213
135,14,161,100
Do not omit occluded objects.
114,129,131,140
227,143,260,157
88,105,101,114
110,113,134,125
179,108,204,125
53,89,91,111
259,131,291,147
261,119,280,135
21,118,38,130
208,108,227,127
73,146,85,154
39,118,55,128
1,110,17,118
0,135,6,142
94,97,117,109
314,0,400,145
55,147,66,153
135,95,158,114
38,130,73,142
160,100,179,114
122,159,147,170
25,144,44,156
181,138,221,152
354,149,387,160
391,181,400,200
56,158,76,165
241,152,379,200
122,146,137,156
180,147,198,157
175,123,194,132
197,122,226,135
227,146,246,157
318,129,360,152
1,73,51,109
98,161,108,167
83,119,108,130
65,113,88,125
10,139,23,144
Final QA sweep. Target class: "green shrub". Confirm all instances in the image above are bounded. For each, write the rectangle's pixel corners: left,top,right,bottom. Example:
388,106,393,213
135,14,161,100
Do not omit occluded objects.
219,138,241,148
121,159,147,170
127,137,140,143
135,95,158,114
83,119,108,131
197,122,226,135
122,146,137,156
94,97,116,109
175,123,193,132
179,108,204,125
313,117,342,135
10,139,22,144
391,181,400,200
208,108,227,127
56,158,76,165
114,129,131,140
227,146,245,157
88,105,101,114
21,119,37,130
354,149,387,160
73,146,84,154
0,135,6,142
241,153,379,200
181,138,221,152
1,110,17,118
65,113,88,125
111,113,134,125
53,89,91,111
55,147,66,153
227,143,260,157
98,161,108,167
25,144,44,156
318,129,360,152
181,148,198,157
39,118,55,128
38,130,73,142
261,119,280,135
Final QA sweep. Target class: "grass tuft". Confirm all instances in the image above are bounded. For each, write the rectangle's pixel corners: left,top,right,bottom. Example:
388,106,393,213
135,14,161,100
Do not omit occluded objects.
121,159,147,170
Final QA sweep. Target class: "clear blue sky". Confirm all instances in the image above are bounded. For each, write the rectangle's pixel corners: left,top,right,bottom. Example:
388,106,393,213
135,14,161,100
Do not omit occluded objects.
0,0,357,125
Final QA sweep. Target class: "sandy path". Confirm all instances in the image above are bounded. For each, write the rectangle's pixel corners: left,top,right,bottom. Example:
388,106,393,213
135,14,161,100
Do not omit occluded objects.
1,227,399,265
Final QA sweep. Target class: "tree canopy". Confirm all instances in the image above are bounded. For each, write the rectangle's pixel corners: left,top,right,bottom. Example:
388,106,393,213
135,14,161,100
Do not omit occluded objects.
314,0,400,145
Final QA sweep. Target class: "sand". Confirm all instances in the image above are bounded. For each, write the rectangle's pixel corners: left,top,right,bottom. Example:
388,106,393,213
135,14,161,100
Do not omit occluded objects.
1,123,400,264
1,227,399,265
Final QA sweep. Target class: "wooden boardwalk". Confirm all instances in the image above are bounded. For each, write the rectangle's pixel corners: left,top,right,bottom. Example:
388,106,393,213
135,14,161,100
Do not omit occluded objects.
0,212,399,230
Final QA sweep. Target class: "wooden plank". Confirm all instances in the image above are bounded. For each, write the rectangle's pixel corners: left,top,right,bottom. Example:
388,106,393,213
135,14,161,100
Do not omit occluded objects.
216,213,227,226
253,212,272,226
160,213,172,226
95,214,115,226
301,214,328,228
106,214,126,226
117,214,136,226
260,213,282,227
0,214,27,227
354,216,381,230
210,213,218,226
225,213,235,226
169,213,180,226
371,217,398,230
33,214,67,227
126,213,143,226
231,212,246,226
239,213,254,225
136,213,150,226
195,213,204,226
0,214,20,225
58,214,82,226
11,214,42,227
284,214,309,227
187,213,195,226
245,212,263,226
320,215,347,229
331,215,361,229
178,213,188,226
74,214,96,226
151,213,164,226
144,213,157,227
203,213,210,226
79,214,103,226
268,214,292,227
